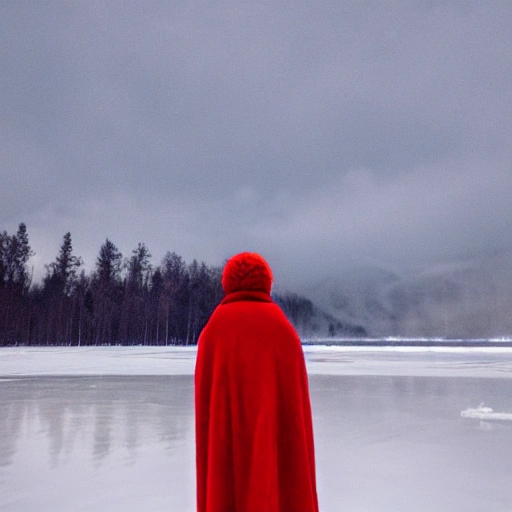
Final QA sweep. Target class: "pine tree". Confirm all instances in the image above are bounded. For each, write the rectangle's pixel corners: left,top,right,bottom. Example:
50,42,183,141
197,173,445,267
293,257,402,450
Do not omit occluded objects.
0,223,34,345
92,239,124,345
96,238,123,285
120,243,153,344
161,252,189,344
41,232,83,344
53,232,83,295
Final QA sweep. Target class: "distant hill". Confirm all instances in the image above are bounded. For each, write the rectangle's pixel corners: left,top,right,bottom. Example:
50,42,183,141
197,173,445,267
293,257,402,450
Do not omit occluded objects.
300,250,512,339
273,291,367,339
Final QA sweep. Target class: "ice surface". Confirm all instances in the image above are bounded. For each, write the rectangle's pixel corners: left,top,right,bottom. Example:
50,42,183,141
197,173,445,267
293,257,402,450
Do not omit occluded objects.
2,346,512,512
0,375,194,512
0,346,198,377
2,344,512,378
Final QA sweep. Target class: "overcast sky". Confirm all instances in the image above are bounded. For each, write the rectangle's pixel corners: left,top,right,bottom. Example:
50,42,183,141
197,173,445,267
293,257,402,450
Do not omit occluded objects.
2,1,511,289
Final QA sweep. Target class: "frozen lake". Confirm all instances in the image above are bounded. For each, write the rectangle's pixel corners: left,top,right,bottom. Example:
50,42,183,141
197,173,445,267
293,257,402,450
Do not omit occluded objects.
2,346,512,512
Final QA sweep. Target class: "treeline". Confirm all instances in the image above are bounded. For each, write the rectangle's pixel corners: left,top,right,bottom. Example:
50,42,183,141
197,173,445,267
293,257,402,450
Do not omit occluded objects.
1,223,367,346
1,224,223,346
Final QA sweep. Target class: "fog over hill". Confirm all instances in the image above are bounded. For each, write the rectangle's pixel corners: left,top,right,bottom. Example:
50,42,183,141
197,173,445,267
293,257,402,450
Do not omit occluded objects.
273,292,367,339
301,250,512,339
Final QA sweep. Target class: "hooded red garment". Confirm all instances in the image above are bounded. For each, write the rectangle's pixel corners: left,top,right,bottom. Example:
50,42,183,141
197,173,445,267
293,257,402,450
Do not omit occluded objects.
195,253,319,512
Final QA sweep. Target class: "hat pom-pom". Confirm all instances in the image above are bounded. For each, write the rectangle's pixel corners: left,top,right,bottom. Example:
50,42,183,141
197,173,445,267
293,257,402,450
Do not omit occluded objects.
222,252,273,294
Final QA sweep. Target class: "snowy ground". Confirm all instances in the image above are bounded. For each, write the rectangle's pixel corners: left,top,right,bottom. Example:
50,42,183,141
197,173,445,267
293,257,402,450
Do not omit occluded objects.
1,346,512,512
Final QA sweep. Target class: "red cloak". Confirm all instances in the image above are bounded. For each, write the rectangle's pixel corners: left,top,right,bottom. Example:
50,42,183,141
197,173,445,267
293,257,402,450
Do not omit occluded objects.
195,254,319,512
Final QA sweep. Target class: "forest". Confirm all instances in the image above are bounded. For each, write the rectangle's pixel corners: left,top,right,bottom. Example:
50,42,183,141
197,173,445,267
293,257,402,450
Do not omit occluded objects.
0,223,226,346
1,223,340,346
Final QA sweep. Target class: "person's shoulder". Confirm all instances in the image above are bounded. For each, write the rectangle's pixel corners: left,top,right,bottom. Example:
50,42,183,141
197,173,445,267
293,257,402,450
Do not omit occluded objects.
268,301,296,326
265,302,302,343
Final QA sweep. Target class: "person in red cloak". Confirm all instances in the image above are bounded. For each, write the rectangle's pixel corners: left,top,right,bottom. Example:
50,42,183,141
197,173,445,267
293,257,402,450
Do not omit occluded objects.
195,252,319,512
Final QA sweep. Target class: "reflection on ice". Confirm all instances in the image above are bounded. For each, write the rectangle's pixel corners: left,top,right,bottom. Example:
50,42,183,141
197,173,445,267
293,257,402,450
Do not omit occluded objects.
1,377,191,467
0,376,195,512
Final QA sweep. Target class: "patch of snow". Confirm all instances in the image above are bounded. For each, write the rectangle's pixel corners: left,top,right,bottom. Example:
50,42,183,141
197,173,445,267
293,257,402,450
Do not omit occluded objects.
461,404,512,421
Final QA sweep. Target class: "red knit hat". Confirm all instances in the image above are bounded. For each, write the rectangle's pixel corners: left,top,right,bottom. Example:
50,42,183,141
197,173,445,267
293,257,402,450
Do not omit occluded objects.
222,252,273,294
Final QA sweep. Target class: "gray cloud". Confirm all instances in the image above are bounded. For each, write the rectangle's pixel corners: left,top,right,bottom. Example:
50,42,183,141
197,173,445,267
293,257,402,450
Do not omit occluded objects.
1,1,511,287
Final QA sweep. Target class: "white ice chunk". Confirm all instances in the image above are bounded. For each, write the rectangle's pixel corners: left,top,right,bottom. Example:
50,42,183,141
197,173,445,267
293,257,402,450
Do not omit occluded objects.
461,403,512,421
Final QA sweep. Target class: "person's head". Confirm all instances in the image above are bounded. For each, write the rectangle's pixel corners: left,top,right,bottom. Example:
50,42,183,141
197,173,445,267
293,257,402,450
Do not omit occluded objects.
222,252,273,295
